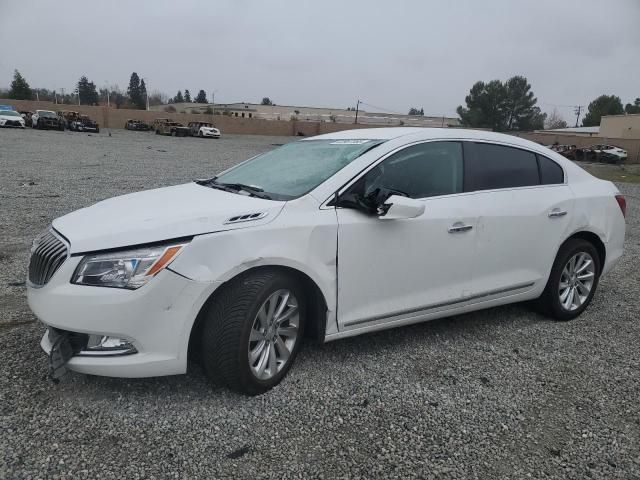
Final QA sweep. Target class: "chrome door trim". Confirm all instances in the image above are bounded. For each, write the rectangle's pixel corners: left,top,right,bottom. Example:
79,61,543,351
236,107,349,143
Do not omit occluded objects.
342,281,535,328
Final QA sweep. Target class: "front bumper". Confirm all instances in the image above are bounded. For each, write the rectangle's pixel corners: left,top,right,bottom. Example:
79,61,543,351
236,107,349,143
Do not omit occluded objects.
202,130,221,138
28,256,216,378
0,121,25,128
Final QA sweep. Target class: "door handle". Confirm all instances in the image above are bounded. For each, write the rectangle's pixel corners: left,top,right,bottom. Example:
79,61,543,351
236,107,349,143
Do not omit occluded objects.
448,222,473,233
548,209,568,218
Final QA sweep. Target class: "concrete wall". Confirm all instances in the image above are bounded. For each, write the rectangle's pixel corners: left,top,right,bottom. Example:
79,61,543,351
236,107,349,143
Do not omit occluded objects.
512,131,640,164
153,102,460,128
1,99,397,136
600,114,640,140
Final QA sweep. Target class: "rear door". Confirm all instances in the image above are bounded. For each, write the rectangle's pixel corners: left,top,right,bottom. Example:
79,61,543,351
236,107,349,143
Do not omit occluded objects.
463,142,573,296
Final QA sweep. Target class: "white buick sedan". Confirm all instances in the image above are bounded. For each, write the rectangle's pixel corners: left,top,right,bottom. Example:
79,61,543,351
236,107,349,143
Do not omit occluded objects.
27,128,626,394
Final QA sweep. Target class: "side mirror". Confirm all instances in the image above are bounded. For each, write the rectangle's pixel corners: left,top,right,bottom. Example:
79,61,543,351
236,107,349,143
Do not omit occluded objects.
378,195,425,220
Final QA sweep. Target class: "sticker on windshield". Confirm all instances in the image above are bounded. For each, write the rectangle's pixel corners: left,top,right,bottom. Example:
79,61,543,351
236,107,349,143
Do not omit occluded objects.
329,140,372,145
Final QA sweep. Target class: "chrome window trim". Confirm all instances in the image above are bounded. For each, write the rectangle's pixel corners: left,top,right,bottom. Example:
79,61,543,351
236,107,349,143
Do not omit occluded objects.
319,138,568,210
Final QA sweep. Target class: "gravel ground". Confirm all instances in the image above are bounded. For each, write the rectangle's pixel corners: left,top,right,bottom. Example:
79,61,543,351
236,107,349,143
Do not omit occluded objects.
1,128,639,479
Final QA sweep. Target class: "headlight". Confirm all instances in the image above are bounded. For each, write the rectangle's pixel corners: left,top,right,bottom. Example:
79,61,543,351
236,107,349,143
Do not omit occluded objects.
72,241,188,289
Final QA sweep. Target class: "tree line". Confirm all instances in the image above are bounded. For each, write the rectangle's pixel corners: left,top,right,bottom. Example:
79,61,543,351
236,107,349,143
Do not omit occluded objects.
456,75,638,130
3,69,638,129
2,70,213,110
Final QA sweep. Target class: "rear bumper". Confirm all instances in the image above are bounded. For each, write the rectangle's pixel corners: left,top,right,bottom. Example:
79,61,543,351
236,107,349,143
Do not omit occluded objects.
28,257,216,378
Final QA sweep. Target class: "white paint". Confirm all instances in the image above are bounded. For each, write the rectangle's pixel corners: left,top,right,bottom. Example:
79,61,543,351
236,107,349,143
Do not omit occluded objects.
28,128,626,378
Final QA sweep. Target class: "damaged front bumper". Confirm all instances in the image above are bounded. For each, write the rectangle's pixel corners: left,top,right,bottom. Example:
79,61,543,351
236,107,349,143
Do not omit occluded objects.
43,327,137,380
29,256,216,378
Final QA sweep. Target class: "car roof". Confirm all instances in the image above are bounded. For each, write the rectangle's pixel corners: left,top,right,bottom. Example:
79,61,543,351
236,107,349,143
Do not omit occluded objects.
305,127,546,150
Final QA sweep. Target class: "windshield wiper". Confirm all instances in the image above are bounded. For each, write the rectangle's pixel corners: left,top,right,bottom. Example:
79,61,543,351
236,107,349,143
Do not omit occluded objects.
195,178,272,199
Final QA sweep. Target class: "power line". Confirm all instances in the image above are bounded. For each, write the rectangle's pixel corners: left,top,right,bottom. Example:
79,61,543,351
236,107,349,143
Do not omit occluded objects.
358,100,405,116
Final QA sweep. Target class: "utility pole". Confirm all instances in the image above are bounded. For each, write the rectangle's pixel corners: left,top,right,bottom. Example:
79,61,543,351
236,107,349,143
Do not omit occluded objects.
211,90,215,118
574,105,583,127
355,99,360,124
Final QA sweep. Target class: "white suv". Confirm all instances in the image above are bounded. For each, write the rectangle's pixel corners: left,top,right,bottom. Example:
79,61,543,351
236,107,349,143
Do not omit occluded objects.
27,128,626,395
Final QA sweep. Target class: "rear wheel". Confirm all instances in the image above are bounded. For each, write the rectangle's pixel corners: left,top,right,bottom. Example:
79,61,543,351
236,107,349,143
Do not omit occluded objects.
198,131,203,137
201,270,306,395
535,238,601,321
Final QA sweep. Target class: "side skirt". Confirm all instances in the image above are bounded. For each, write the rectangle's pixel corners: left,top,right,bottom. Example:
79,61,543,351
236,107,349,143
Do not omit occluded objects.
324,282,536,343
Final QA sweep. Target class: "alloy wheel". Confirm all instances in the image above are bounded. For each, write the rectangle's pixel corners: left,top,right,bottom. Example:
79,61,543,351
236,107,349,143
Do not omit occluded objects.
248,289,299,380
558,252,595,311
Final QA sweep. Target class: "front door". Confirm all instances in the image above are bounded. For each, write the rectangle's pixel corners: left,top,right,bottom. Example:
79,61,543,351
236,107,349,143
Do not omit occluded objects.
335,141,477,331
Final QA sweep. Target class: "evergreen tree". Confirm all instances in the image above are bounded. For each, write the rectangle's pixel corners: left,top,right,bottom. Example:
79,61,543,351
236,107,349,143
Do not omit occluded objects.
174,90,184,103
77,76,99,105
195,89,208,103
624,98,640,114
139,79,147,109
184,89,191,103
457,75,544,131
127,72,145,109
582,95,624,127
9,69,32,100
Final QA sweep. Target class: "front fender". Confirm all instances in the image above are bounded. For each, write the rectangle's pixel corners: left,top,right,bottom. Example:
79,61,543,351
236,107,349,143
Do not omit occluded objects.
169,209,339,334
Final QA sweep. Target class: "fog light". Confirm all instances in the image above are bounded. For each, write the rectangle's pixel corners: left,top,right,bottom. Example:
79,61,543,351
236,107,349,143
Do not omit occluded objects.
80,335,137,356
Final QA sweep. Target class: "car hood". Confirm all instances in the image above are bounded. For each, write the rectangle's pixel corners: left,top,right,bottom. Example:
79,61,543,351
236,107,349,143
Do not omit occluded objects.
0,114,23,121
53,182,285,253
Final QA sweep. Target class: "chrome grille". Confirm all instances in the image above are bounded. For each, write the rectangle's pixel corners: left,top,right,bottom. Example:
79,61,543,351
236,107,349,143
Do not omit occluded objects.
28,230,68,286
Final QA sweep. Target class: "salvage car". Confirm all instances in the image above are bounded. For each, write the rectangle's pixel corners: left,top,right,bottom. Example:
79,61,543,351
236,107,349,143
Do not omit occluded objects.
31,110,65,130
574,144,627,164
125,119,151,131
70,115,99,133
155,120,190,136
58,111,80,129
27,128,626,395
0,109,26,128
188,121,221,138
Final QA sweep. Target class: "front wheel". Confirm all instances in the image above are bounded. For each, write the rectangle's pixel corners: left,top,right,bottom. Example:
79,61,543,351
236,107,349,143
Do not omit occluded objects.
535,238,601,321
201,270,306,395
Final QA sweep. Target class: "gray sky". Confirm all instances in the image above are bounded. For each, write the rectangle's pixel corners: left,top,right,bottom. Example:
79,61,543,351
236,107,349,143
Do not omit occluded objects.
1,0,638,118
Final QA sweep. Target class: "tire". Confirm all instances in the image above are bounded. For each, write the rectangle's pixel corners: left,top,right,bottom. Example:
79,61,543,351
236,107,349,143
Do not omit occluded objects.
535,238,601,321
198,131,203,137
96,127,100,133
201,270,306,395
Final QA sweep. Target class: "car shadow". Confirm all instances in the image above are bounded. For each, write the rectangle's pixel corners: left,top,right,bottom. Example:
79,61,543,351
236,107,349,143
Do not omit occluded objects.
57,302,549,399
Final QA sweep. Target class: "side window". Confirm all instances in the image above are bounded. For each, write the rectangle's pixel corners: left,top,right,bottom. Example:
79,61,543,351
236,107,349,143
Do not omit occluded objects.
537,155,564,184
464,143,540,191
360,142,463,199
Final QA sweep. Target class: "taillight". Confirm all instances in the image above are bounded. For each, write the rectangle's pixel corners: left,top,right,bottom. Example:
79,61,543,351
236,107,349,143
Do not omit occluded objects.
615,194,626,218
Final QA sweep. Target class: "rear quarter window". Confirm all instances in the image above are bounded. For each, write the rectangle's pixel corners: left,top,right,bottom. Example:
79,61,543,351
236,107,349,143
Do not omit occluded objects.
537,155,564,185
